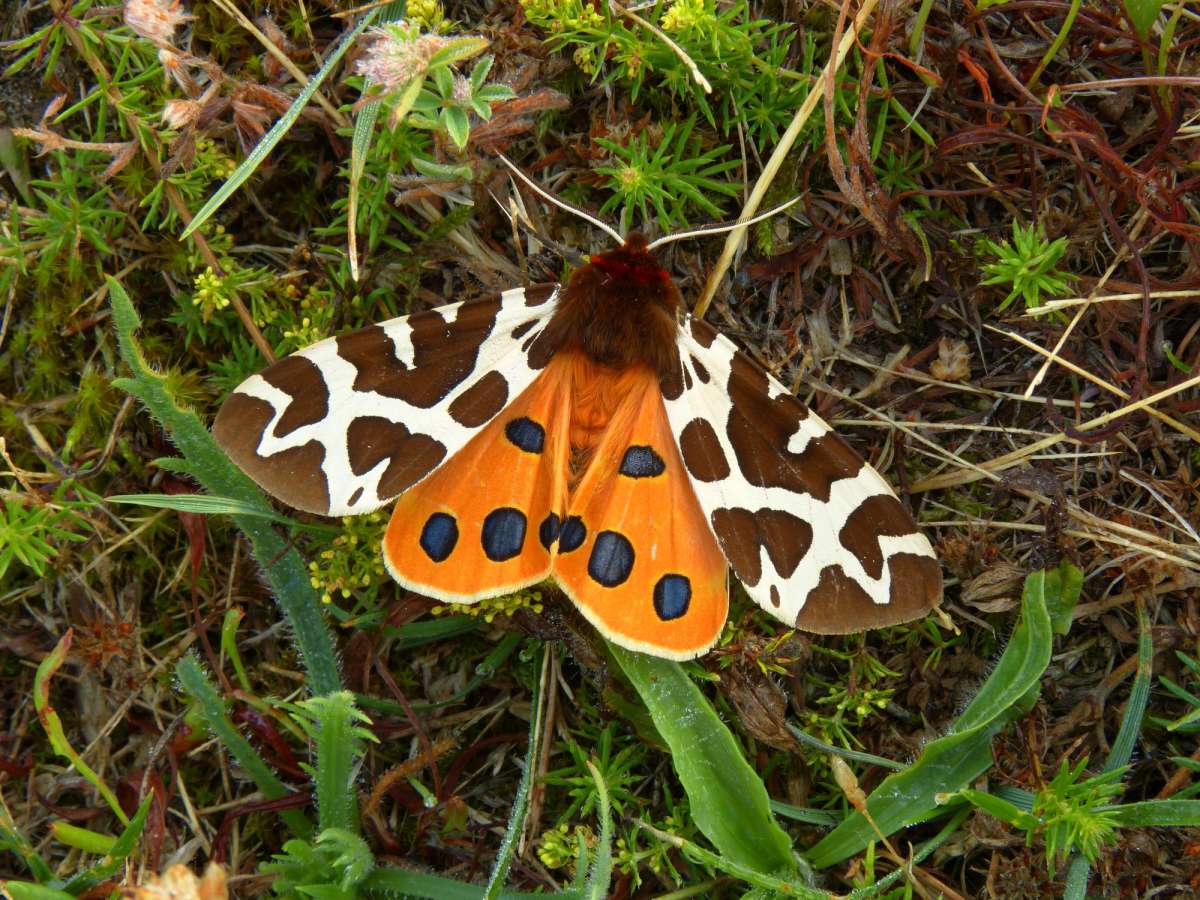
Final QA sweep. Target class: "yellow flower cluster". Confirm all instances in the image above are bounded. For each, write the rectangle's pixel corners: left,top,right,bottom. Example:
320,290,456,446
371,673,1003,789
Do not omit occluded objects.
521,0,604,33
406,0,446,31
308,512,388,605
660,0,708,33
537,824,595,869
192,267,229,319
432,588,543,622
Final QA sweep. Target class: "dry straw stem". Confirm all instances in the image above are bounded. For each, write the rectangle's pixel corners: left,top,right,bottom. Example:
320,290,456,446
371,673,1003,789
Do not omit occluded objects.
986,325,1200,444
1029,289,1200,315
692,0,878,317
1021,209,1150,397
210,0,350,129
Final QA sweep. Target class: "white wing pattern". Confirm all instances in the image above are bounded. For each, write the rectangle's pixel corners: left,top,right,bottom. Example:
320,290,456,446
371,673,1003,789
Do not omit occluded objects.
661,316,941,633
214,285,561,516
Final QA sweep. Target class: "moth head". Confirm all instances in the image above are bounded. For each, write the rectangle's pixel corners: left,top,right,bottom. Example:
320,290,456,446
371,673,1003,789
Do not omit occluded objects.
585,232,672,288
566,231,680,316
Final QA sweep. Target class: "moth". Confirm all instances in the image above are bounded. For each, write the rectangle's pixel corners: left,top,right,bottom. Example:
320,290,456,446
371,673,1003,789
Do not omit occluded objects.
214,224,941,660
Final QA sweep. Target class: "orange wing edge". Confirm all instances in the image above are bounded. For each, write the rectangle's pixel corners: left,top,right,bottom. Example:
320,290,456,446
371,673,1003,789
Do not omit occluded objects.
555,576,729,661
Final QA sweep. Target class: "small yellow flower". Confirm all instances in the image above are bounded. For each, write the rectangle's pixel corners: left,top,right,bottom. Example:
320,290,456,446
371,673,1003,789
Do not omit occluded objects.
661,0,708,33
192,268,229,317
406,0,445,30
572,45,598,75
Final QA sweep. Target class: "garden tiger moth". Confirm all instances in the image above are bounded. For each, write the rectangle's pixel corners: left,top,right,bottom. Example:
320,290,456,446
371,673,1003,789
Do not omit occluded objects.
213,231,941,660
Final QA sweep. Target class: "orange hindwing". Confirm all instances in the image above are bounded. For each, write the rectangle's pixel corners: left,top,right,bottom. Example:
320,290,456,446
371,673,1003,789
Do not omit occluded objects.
383,348,729,658
382,352,573,601
550,355,728,659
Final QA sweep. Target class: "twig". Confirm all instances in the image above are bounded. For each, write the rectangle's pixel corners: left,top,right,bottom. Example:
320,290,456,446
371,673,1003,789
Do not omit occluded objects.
987,325,1200,443
609,0,711,94
693,0,878,317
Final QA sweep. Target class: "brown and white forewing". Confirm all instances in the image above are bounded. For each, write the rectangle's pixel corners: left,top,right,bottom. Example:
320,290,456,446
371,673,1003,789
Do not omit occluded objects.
661,316,941,633
214,285,560,516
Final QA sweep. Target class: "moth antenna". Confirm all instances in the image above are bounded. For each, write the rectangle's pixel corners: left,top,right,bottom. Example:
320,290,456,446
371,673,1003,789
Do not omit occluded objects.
495,151,624,246
645,195,805,251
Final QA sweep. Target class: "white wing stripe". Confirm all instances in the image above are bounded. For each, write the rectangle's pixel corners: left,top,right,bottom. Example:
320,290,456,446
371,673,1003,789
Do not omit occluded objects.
665,315,937,624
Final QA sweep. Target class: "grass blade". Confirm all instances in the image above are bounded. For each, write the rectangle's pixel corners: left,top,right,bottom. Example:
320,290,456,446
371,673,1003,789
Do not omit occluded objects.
109,278,342,696
0,885,76,900
484,645,545,897
60,795,154,895
805,564,1078,868
1106,601,1153,772
176,654,312,838
1064,596,1156,891
1103,799,1200,826
33,632,127,825
580,760,614,900
610,645,797,876
106,492,300,525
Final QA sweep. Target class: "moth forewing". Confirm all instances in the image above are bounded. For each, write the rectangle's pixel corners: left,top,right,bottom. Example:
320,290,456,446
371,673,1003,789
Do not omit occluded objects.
213,284,561,516
662,316,941,633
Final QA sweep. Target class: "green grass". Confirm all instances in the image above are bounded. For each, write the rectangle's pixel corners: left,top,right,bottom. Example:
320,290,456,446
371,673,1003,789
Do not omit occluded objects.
3,0,1199,895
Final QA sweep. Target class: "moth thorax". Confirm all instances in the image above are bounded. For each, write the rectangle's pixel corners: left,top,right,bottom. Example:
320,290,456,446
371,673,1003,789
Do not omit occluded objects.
546,232,683,379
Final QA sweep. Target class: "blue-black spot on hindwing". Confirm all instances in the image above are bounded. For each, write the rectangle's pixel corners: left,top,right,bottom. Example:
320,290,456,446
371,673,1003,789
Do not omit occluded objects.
588,531,635,587
539,513,562,550
619,445,666,478
505,417,545,454
558,516,587,553
482,507,527,561
419,513,458,563
653,574,691,620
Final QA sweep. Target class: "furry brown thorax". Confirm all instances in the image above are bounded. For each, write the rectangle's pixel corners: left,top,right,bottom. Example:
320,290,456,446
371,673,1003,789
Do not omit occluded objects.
539,232,682,379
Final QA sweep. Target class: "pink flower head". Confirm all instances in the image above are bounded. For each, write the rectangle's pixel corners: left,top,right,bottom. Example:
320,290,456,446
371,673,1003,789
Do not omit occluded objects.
161,98,200,129
124,0,191,47
355,24,450,92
